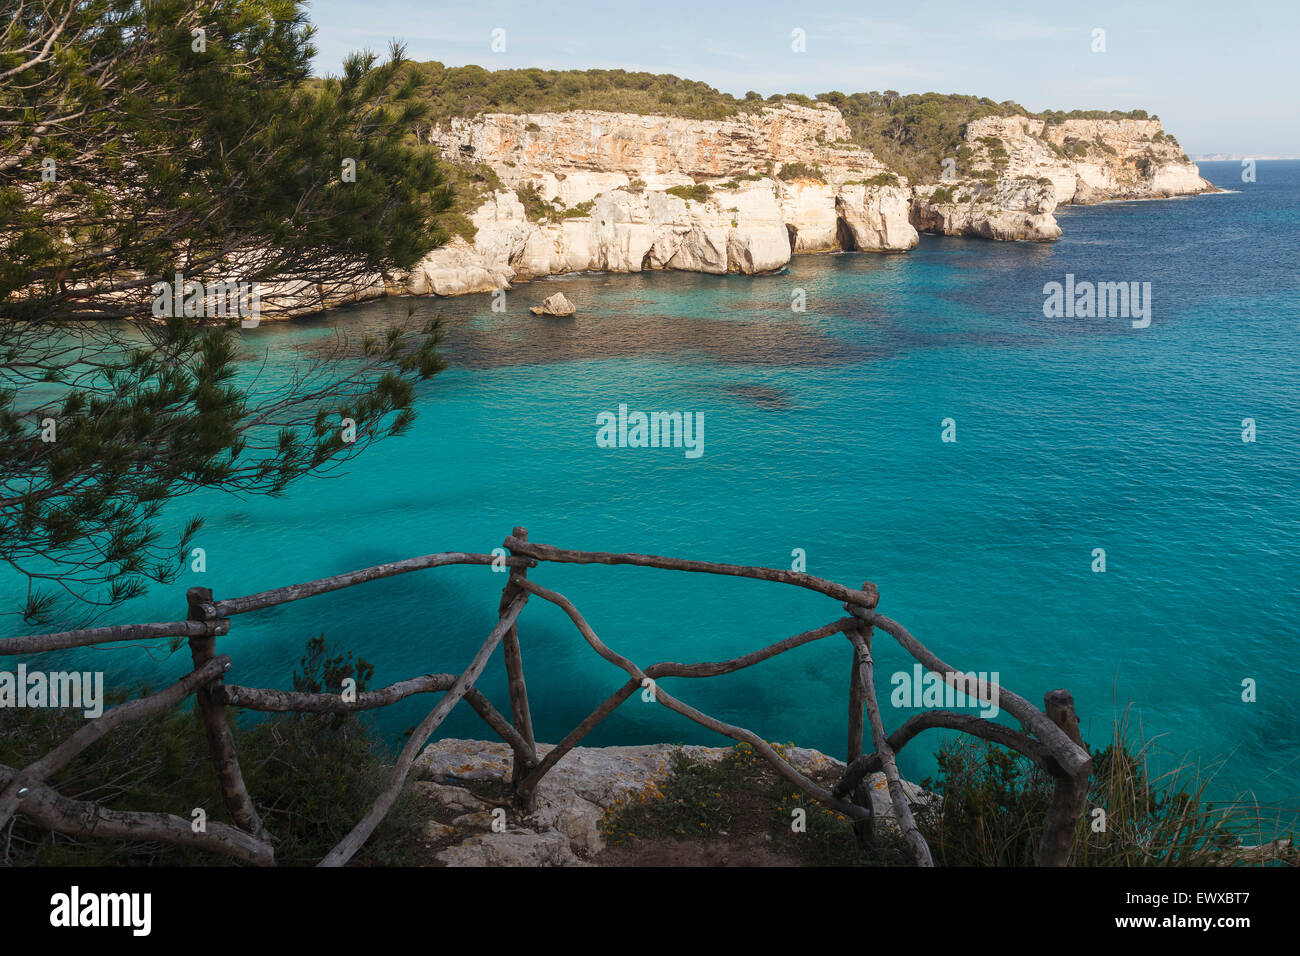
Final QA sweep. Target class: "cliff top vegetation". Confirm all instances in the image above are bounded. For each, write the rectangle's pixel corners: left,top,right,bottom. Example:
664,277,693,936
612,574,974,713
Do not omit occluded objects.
393,62,1158,182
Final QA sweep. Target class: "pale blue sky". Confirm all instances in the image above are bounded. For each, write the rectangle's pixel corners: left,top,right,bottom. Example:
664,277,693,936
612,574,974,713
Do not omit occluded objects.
303,0,1299,156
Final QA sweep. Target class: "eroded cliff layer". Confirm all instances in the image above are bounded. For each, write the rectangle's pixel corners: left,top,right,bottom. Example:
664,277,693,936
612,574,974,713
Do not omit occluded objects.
404,102,1213,297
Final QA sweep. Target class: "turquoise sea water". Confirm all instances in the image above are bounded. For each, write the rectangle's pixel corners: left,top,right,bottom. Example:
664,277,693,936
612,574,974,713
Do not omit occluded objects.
8,161,1299,815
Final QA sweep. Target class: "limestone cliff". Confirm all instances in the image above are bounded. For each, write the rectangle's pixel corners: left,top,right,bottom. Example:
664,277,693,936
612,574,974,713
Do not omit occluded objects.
255,103,1215,311
406,104,1214,296
962,115,1214,204
410,103,918,296
910,178,1062,242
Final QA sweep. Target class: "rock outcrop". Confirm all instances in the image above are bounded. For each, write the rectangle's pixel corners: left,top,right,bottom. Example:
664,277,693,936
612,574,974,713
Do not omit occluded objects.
413,738,934,867
407,104,918,296
246,103,1216,314
962,115,1215,204
529,291,576,316
910,178,1062,241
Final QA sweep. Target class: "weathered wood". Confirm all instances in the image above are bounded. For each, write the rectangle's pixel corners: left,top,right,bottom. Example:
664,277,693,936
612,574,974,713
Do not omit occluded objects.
847,602,874,764
517,679,641,797
647,620,854,679
846,598,873,845
186,587,266,841
517,578,872,822
208,551,535,618
214,678,533,766
0,764,273,866
217,674,458,712
850,781,875,850
0,656,229,830
1037,688,1092,867
6,530,1106,868
1,619,228,656
848,627,934,866
517,619,854,796
507,536,879,609
848,605,1091,779
501,527,539,804
834,710,1050,797
318,593,528,868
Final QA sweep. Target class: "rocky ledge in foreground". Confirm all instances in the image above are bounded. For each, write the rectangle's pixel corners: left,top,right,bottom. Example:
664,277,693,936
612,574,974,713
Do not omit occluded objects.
412,738,933,867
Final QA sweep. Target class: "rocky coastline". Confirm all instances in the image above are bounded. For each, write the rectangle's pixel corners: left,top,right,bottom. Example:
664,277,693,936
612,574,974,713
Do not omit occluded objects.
260,102,1216,316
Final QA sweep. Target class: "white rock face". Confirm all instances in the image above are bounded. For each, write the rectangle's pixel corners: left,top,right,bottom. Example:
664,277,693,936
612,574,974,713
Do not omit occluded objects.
779,181,840,252
402,104,922,297
963,115,1216,204
911,178,1063,241
836,183,920,251
415,738,935,866
529,291,576,315
252,104,1213,314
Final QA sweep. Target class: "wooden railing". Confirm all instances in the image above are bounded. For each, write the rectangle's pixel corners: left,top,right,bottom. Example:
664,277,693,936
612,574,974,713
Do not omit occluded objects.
0,526,1093,867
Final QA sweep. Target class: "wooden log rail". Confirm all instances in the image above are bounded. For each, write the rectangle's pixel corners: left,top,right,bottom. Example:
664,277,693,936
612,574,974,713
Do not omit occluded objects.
2,528,1093,867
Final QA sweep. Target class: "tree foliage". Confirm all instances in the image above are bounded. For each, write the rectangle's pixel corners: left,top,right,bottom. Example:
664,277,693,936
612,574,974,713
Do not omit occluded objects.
1,1,452,623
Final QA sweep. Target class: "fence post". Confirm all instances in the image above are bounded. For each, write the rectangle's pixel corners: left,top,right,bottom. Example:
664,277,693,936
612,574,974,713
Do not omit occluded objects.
847,582,875,848
501,528,539,809
186,587,266,841
1037,688,1091,866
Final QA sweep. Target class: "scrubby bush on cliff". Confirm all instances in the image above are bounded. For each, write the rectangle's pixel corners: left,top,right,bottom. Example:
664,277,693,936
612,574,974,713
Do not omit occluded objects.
919,708,1296,867
404,62,744,123
776,162,826,183
665,184,713,203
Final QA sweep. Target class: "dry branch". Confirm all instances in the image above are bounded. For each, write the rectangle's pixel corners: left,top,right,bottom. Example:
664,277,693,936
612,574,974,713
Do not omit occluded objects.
501,528,539,799
214,677,533,759
187,588,265,840
1038,689,1091,866
507,536,878,608
0,656,228,830
849,606,1091,779
208,551,535,618
517,578,872,822
318,592,528,868
0,765,274,866
517,679,641,796
834,710,1050,797
1,619,229,655
847,628,934,866
517,619,854,797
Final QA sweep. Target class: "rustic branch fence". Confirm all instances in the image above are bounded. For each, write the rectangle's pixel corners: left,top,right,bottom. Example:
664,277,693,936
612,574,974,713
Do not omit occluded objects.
0,527,1093,867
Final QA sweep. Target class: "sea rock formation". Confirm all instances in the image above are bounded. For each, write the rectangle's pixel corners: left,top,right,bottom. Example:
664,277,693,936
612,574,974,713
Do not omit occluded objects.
910,178,1062,241
962,115,1215,204
408,103,918,296
414,738,935,866
248,103,1217,313
529,292,576,315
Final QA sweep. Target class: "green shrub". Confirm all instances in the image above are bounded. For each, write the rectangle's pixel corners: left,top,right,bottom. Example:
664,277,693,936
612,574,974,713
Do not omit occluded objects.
776,161,824,182
665,183,713,203
918,707,1297,867
515,181,559,220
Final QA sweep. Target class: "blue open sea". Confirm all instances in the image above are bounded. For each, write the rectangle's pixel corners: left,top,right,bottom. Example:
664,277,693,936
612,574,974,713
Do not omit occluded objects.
7,161,1299,816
